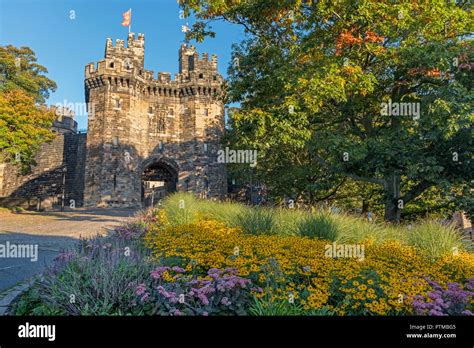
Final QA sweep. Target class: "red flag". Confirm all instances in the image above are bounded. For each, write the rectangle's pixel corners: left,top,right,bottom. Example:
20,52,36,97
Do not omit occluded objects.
122,9,131,27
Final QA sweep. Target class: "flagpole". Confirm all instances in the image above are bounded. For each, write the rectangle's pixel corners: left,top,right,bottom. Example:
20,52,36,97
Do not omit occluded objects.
129,8,132,33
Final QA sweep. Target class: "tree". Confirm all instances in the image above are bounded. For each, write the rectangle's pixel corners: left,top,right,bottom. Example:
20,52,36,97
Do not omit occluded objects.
181,0,473,221
0,89,56,172
0,45,57,171
0,45,56,104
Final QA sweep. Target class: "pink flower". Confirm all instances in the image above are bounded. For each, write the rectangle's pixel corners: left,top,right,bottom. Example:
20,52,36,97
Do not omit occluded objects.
150,266,169,280
140,292,150,302
135,283,147,296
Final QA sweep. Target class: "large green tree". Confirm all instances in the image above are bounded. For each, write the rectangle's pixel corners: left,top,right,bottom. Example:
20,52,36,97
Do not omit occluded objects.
0,45,57,171
182,0,473,221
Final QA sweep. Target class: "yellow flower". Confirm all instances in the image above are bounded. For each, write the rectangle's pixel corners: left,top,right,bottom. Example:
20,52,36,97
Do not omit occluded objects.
144,215,474,316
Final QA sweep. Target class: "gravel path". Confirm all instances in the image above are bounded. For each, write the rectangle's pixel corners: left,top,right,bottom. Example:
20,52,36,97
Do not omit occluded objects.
0,208,136,294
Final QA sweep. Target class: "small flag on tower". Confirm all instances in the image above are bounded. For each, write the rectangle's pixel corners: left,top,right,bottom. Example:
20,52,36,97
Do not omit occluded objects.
122,9,132,32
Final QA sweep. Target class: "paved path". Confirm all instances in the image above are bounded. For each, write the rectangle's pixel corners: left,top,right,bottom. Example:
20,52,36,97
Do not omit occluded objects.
0,208,136,294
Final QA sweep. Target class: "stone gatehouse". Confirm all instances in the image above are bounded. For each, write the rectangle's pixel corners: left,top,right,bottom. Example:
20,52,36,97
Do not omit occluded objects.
0,33,227,209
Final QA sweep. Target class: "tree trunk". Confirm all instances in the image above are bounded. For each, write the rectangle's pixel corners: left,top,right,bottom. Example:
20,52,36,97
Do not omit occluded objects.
362,199,369,214
384,174,401,222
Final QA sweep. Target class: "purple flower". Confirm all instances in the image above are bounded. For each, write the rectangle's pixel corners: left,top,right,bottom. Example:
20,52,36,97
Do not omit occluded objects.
221,297,231,306
140,292,150,302
413,278,474,316
135,283,147,296
150,266,170,280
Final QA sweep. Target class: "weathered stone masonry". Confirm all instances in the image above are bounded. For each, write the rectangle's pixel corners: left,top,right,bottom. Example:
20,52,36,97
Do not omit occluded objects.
0,115,86,210
0,33,227,209
83,33,226,207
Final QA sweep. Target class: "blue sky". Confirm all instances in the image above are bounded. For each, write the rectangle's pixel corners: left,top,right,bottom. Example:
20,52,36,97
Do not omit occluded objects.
0,0,244,130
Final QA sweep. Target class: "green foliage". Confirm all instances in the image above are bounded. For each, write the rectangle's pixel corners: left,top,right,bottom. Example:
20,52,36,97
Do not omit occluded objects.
162,192,200,225
273,208,306,236
159,194,464,259
236,207,276,235
196,199,246,227
407,220,463,260
297,211,339,241
13,236,152,316
13,287,65,316
0,89,56,171
0,45,56,104
249,296,306,316
181,0,474,222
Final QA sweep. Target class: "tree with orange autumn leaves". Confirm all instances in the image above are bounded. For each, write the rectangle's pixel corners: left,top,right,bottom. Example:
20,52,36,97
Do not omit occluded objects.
0,45,57,172
179,0,473,221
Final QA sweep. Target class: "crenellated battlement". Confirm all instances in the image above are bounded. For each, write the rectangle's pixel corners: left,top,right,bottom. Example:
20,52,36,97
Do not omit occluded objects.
83,32,227,208
85,34,223,98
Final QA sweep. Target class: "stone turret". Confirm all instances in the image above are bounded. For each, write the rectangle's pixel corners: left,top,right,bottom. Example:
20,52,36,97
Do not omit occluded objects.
83,33,226,208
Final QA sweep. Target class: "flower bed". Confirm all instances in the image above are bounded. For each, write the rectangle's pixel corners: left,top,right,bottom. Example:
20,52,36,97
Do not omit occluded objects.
144,217,474,315
12,199,474,316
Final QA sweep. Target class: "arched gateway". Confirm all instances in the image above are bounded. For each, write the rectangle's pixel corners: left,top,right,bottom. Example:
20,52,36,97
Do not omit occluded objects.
141,159,178,207
81,33,227,208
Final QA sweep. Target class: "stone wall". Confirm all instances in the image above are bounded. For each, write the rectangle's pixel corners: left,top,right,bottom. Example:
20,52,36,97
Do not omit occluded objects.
83,33,227,207
0,120,86,210
0,33,227,210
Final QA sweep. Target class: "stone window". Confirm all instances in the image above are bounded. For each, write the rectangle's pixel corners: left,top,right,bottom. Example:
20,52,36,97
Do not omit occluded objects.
204,108,209,116
114,98,121,109
109,62,114,68
199,73,204,79
213,75,217,81
157,116,165,133
112,136,119,146
148,106,153,114
167,108,174,117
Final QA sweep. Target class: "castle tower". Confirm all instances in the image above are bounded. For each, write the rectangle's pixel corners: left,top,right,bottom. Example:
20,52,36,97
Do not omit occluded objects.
83,33,226,208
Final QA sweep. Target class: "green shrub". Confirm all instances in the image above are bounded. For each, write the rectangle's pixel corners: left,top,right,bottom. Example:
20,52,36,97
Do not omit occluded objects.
297,212,339,241
198,200,246,227
14,236,153,316
273,208,307,236
330,213,404,244
249,296,336,316
236,207,276,235
249,296,305,316
12,287,65,315
162,192,199,226
407,220,463,260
